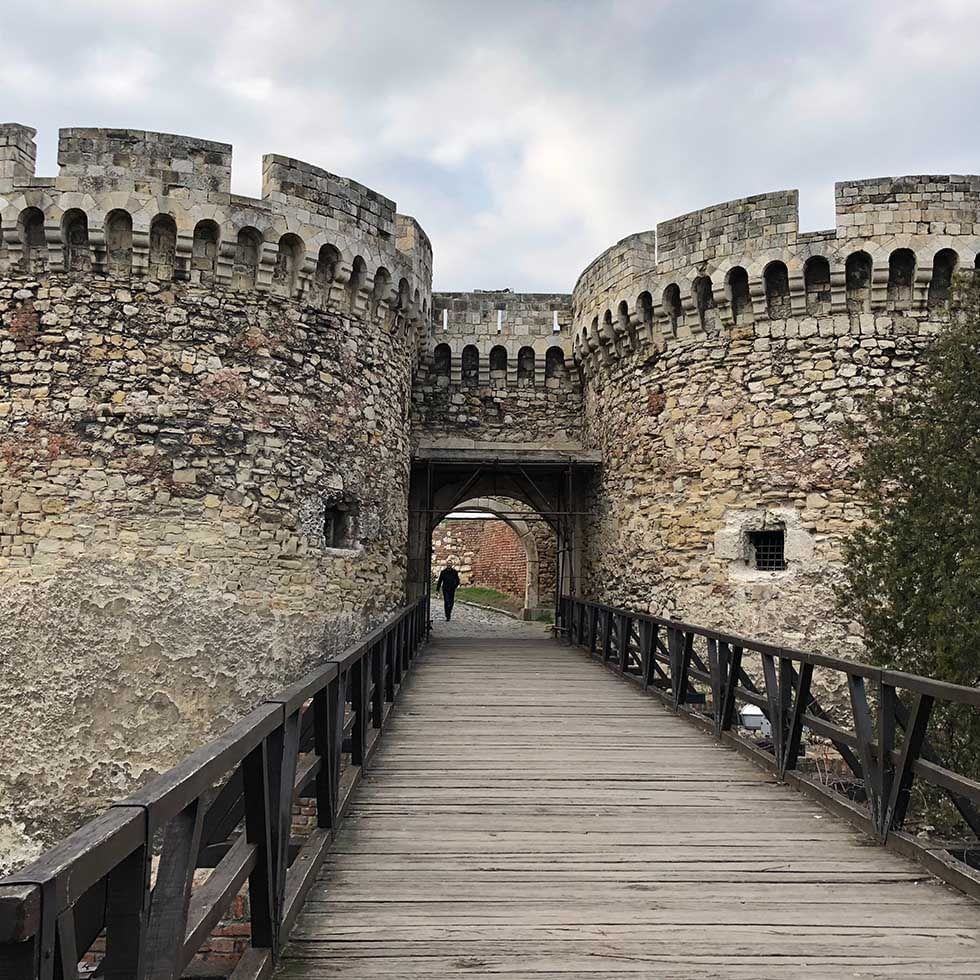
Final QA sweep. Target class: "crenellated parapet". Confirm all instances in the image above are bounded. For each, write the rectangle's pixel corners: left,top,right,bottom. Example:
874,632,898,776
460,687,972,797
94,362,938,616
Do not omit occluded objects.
0,124,432,340
571,175,980,372
426,289,573,387
412,290,583,450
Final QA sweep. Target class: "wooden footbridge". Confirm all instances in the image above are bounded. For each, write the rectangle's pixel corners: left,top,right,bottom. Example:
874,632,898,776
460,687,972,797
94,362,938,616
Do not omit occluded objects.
2,598,979,978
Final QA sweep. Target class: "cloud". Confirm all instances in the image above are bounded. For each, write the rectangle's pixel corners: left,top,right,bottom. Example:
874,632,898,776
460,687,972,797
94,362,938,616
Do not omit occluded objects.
4,0,980,290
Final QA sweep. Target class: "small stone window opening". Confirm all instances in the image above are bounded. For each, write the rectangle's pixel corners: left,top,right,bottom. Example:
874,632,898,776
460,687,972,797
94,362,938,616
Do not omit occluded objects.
62,209,91,273
748,529,786,572
233,227,262,290
602,309,615,345
545,345,566,382
845,251,872,314
149,214,178,281
313,243,340,307
372,266,392,320
663,284,682,335
617,299,635,346
489,344,508,384
804,256,832,315
461,344,479,386
693,275,715,329
518,346,535,386
347,256,368,311
324,502,357,550
273,233,304,298
928,249,958,309
433,343,451,381
19,207,47,274
638,291,654,333
396,277,412,317
886,248,915,311
105,210,134,278
764,261,791,319
192,220,219,285
728,266,752,323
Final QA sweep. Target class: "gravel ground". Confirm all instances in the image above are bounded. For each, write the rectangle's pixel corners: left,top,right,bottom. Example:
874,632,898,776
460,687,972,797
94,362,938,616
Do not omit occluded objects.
428,599,550,639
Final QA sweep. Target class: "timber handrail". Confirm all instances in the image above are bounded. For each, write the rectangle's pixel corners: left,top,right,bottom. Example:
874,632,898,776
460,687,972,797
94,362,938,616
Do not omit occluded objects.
0,596,428,979
558,595,980,895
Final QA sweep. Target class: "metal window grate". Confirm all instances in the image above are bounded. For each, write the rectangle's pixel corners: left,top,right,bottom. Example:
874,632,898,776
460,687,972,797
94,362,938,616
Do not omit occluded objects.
749,530,786,571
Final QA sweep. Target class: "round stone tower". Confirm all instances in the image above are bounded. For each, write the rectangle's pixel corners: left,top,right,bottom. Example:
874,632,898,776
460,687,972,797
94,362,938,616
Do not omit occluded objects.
572,177,980,653
0,125,431,866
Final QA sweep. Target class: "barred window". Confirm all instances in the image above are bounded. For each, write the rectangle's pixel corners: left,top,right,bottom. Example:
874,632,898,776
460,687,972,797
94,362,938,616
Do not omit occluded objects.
749,530,786,571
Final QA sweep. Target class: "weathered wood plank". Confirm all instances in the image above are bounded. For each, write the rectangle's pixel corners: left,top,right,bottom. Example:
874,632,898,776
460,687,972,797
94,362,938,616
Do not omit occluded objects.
279,633,980,977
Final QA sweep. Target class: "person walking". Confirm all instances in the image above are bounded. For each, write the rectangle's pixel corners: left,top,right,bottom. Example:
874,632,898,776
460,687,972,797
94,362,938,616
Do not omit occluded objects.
435,562,462,621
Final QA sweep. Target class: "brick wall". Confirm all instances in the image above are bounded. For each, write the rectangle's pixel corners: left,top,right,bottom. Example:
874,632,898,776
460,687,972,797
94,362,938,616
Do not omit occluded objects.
473,520,526,597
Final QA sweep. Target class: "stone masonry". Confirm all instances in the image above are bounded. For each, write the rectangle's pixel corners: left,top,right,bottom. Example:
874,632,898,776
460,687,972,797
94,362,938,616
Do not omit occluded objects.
2,117,978,873
0,124,431,870
572,176,980,657
413,290,582,451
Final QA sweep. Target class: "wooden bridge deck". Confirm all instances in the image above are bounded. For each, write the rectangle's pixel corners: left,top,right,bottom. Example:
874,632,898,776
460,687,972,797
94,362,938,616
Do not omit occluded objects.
279,632,980,978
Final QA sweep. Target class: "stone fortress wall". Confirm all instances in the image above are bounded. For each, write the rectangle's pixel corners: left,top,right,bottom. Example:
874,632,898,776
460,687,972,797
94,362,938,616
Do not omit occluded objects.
412,290,584,449
4,122,979,873
0,124,432,869
571,175,980,653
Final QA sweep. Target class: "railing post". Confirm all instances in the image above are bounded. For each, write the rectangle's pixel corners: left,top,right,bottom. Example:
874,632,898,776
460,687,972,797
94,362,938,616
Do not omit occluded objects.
312,681,339,830
142,797,206,980
707,638,721,732
371,641,384,728
103,844,150,979
350,655,369,767
718,643,741,732
618,614,631,673
669,627,691,707
781,661,813,777
0,889,41,978
241,739,277,956
640,620,655,689
883,692,934,837
392,622,404,688
761,654,783,770
848,673,883,834
667,625,678,702
384,629,396,701
877,682,897,826
272,709,301,930
601,609,613,663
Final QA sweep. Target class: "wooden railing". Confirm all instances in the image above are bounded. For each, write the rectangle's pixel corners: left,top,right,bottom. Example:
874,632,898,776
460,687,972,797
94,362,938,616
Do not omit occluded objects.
558,596,980,897
0,597,428,979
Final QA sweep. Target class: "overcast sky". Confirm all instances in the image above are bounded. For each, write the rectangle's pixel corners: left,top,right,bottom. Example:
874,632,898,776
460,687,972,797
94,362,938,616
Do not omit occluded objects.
4,0,979,291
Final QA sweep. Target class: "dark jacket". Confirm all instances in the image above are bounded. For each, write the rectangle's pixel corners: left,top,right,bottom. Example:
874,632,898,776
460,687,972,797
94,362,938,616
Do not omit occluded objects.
436,567,461,593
